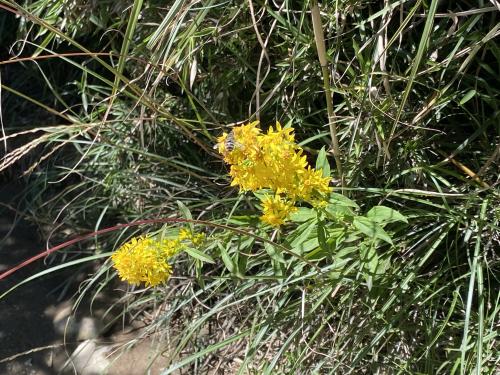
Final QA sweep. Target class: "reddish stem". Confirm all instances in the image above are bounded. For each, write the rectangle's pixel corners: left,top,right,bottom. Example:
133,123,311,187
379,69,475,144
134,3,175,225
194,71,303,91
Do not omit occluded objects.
0,216,319,282
0,218,187,282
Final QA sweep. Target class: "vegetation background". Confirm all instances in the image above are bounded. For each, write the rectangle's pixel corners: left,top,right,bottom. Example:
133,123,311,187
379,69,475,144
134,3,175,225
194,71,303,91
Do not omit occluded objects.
0,0,498,374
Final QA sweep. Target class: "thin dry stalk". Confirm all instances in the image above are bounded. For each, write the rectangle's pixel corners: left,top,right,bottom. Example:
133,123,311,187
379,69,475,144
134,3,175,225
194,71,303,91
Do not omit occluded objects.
248,0,269,120
310,0,344,186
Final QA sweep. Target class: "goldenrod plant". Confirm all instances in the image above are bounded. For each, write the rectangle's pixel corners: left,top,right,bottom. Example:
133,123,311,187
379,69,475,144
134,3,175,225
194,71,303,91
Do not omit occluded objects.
0,0,499,373
216,122,331,226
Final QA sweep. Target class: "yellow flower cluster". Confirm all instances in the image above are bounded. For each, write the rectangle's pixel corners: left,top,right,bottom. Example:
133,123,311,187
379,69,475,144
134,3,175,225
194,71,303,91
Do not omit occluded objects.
112,229,205,287
261,195,298,227
217,122,331,227
178,228,206,246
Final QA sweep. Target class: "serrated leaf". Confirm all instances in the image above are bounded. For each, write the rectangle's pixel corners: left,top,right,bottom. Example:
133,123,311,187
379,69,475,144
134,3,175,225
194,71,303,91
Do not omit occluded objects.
184,247,215,264
353,217,393,245
366,206,408,225
315,146,331,177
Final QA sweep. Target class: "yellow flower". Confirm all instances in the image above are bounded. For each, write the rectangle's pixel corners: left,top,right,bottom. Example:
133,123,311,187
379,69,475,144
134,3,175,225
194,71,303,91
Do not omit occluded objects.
178,228,191,241
223,122,306,195
217,121,332,224
112,236,182,287
190,232,206,246
217,121,260,164
296,166,331,202
260,195,297,227
178,227,206,246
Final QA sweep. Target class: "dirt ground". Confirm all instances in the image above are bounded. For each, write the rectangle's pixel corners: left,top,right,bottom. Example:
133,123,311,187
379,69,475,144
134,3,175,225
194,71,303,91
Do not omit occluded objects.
0,182,175,375
0,182,69,374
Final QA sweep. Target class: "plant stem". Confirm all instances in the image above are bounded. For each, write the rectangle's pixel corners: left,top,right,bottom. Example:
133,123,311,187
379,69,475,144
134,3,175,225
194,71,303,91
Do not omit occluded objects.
310,0,344,186
0,218,321,283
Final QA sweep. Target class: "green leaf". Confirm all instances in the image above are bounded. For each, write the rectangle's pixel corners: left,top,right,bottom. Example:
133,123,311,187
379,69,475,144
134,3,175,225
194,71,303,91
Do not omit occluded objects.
298,237,320,254
253,189,272,202
217,243,236,273
113,0,144,96
391,0,439,142
317,222,329,252
353,217,393,245
177,200,193,220
304,247,328,261
289,220,317,254
325,204,354,220
359,243,379,273
237,252,248,276
264,243,286,264
335,246,357,260
226,216,257,226
376,256,391,276
459,89,476,105
352,39,363,66
163,328,251,374
315,146,331,177
359,243,379,290
1,253,112,300
184,247,215,264
366,206,408,225
177,200,193,230
289,207,317,222
328,193,359,209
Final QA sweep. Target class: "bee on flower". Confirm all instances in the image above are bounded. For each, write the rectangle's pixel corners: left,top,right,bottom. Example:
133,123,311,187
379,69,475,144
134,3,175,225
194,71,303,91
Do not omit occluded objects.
216,121,331,226
214,130,238,154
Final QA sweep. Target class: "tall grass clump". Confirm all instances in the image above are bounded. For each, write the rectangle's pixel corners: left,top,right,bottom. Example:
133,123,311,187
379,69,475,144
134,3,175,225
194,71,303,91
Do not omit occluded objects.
1,0,499,373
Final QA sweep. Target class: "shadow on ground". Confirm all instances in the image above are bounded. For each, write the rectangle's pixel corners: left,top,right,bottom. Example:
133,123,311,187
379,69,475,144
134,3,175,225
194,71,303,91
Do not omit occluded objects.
0,182,174,375
0,182,75,375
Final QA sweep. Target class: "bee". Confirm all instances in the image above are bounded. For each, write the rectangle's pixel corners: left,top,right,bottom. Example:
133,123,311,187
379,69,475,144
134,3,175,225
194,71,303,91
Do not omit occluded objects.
223,130,237,152
214,130,239,153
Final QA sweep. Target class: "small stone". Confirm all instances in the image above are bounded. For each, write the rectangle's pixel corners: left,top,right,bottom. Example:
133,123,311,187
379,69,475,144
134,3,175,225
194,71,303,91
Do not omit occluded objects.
77,317,102,340
62,339,111,375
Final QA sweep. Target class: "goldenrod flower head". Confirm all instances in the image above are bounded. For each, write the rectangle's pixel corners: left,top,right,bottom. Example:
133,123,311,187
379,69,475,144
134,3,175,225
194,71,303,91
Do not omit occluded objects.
295,166,331,201
217,121,260,164
178,228,191,241
190,232,206,246
112,236,182,287
261,195,298,227
217,121,331,225
178,227,206,246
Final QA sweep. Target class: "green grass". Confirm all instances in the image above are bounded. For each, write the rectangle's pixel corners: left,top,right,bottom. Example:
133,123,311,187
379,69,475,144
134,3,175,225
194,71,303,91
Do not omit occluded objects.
0,0,499,373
